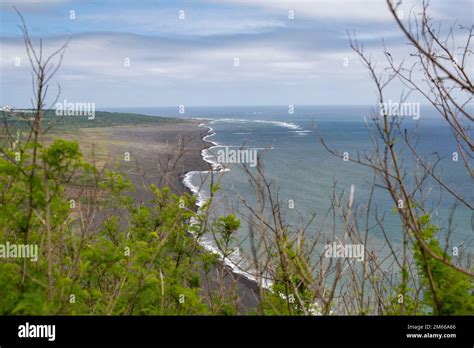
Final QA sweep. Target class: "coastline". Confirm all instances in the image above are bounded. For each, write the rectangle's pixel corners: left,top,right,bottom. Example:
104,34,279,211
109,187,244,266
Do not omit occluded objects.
180,121,262,313
58,119,261,313
182,122,268,286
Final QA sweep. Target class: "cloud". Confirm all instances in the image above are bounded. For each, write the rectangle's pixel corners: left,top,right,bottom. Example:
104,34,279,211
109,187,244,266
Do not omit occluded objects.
209,0,456,23
2,0,68,3
80,10,287,37
0,0,471,107
209,0,393,22
0,0,70,13
0,31,330,81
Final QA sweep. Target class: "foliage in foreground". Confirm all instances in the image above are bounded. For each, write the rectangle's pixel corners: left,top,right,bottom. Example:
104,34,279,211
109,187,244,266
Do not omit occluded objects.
0,137,239,315
0,135,472,315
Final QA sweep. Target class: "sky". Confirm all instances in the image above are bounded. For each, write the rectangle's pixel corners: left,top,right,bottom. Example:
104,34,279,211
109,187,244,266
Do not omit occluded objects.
0,0,472,108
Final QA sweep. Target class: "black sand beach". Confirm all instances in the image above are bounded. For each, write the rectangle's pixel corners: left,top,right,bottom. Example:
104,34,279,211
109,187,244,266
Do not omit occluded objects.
58,120,261,313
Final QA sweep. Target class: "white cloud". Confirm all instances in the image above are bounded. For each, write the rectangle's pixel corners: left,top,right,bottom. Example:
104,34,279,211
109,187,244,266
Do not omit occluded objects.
0,32,332,81
211,0,392,22
79,9,287,36
1,0,470,107
2,0,68,3
210,0,450,22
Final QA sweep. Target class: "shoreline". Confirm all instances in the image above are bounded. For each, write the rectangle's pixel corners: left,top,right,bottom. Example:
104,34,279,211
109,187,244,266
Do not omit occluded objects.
180,121,263,312
52,119,262,312
85,120,262,312
182,122,269,286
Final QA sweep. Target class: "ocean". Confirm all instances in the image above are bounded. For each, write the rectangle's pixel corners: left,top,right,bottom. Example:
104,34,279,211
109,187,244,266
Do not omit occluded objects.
106,105,473,281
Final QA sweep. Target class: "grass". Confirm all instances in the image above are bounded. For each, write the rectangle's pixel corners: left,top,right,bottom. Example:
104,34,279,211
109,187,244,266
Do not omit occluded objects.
1,109,182,131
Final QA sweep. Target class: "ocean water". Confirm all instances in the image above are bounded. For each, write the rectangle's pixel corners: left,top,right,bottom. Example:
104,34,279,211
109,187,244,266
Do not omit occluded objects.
106,106,473,279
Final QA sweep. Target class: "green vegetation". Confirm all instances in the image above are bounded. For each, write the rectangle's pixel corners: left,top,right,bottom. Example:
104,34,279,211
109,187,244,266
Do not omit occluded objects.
2,1,472,317
413,215,474,315
0,133,244,314
2,110,180,132
1,128,472,315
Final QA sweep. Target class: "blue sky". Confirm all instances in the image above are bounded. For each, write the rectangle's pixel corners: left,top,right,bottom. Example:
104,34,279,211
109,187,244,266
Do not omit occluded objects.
0,0,472,108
